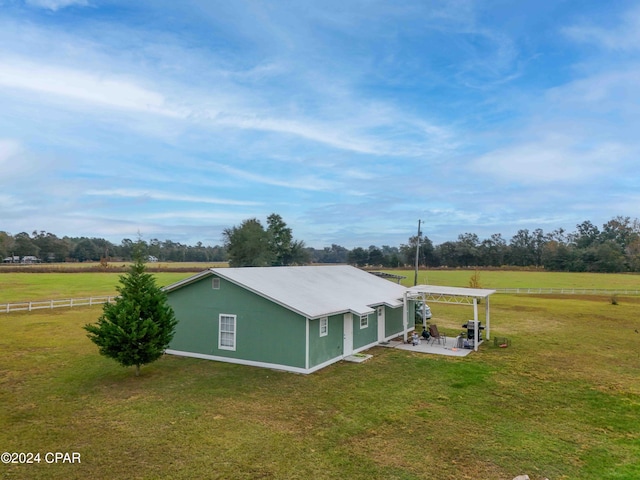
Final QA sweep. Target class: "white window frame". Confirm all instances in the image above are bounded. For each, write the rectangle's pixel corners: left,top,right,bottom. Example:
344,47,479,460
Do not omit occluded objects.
319,317,328,337
212,277,220,289
360,314,369,329
218,314,236,351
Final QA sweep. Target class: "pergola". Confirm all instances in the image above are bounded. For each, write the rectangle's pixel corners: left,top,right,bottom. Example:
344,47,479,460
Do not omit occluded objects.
403,285,496,351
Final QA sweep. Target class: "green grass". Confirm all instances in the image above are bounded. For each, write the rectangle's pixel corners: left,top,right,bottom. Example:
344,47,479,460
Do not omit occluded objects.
1,268,639,304
2,287,639,479
386,268,640,290
0,272,192,303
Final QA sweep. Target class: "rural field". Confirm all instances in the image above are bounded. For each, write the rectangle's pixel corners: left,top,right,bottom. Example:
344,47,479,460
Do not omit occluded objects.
1,269,639,479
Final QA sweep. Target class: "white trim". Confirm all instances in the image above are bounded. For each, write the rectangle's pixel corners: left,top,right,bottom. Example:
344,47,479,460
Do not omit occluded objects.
352,340,379,355
319,316,328,337
343,313,353,356
377,306,385,342
165,349,341,375
218,314,236,351
305,317,310,370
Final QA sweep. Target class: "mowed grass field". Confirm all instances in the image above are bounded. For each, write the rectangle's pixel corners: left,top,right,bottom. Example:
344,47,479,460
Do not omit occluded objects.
1,267,639,304
1,269,639,479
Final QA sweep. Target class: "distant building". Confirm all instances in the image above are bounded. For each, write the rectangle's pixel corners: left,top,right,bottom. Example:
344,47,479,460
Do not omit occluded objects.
21,256,42,264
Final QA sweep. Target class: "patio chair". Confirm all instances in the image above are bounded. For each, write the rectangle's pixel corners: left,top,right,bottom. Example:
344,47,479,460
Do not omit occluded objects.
428,324,447,346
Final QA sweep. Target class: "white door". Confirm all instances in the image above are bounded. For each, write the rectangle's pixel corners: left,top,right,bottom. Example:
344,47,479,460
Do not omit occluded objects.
377,306,385,342
343,313,353,356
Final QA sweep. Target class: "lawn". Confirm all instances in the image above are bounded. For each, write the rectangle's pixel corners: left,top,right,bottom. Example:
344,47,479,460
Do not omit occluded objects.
0,272,190,303
1,286,639,479
1,268,639,304
384,268,640,290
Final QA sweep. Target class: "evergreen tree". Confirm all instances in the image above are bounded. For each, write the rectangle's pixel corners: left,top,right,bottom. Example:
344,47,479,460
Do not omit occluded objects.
84,250,177,376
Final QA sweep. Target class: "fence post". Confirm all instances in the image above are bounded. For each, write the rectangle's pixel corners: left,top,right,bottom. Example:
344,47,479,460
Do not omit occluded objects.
70,298,73,308
51,299,53,309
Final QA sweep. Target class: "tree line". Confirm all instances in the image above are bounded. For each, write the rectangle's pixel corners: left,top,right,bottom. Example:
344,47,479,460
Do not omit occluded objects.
2,215,640,273
0,231,226,263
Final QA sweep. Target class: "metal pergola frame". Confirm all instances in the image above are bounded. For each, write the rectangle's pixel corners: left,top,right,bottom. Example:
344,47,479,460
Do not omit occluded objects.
403,285,497,352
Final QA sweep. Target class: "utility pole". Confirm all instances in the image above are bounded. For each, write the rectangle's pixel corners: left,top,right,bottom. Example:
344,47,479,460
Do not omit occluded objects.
414,219,421,286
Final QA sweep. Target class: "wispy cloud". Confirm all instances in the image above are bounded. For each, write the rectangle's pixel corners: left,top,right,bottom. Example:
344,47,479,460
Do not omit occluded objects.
471,137,625,184
0,58,178,116
25,0,89,11
563,6,640,51
84,189,263,206
0,1,637,246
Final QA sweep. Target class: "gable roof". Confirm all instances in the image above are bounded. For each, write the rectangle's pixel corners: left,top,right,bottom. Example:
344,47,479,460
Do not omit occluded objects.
164,265,407,318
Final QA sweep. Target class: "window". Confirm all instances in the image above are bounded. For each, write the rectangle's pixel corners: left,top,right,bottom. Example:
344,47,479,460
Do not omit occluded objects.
219,314,236,350
360,314,368,329
212,277,220,289
319,317,328,337
377,306,383,317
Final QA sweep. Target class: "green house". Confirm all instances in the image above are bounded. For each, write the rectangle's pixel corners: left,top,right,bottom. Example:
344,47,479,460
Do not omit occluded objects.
163,265,411,374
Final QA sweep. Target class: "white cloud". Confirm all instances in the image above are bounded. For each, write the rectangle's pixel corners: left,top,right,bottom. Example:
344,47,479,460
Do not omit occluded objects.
210,162,337,191
84,189,262,207
0,58,179,117
25,0,89,12
0,139,21,165
471,137,625,184
563,6,640,51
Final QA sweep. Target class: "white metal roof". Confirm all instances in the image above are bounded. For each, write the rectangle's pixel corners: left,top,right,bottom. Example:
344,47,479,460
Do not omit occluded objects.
408,285,496,298
166,265,407,318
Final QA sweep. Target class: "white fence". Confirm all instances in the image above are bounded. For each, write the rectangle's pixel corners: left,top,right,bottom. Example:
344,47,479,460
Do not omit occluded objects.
2,288,639,315
495,288,640,295
0,296,115,314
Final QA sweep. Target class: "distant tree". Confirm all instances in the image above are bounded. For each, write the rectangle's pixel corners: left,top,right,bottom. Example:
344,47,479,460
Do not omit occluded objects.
456,233,480,267
509,229,536,266
266,214,293,265
571,220,601,249
479,233,507,266
400,235,435,267
223,218,274,267
348,247,369,266
435,241,458,267
71,237,104,262
31,231,70,262
13,232,38,257
288,239,311,265
119,238,135,260
367,246,385,266
312,244,349,263
0,231,15,259
586,240,627,273
84,248,177,376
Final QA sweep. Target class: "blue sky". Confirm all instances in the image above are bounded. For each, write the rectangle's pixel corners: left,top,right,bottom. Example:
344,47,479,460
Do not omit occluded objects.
1,0,639,248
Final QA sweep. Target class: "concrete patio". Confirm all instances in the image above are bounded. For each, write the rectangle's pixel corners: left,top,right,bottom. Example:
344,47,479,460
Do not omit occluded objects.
379,334,477,357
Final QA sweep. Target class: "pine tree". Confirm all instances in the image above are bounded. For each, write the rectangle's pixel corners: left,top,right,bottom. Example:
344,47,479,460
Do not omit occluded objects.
84,249,177,376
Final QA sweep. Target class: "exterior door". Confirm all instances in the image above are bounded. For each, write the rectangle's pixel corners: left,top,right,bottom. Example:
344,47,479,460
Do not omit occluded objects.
343,313,353,356
377,306,385,342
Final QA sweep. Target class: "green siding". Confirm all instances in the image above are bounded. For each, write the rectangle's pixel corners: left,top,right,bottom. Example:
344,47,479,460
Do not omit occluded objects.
168,275,306,369
308,313,343,368
353,312,377,349
385,304,405,337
